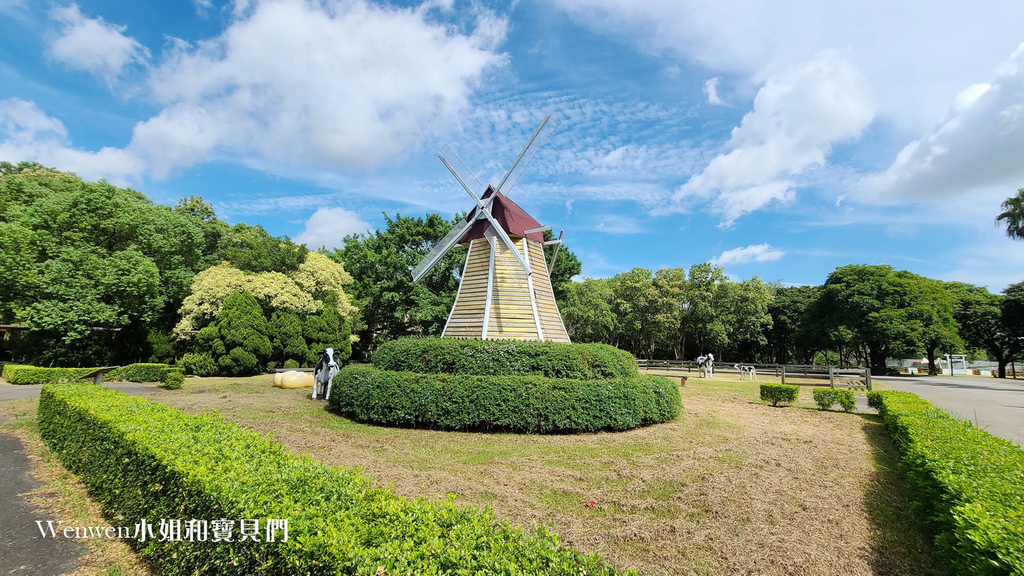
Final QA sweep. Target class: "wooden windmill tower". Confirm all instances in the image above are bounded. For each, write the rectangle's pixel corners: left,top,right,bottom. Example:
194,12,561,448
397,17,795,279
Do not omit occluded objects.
411,115,571,343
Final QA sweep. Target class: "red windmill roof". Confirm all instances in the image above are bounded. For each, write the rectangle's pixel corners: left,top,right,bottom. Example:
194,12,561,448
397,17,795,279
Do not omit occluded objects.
458,186,545,244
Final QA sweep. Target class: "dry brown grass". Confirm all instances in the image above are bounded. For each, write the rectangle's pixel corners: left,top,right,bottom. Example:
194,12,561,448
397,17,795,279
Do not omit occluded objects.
1,374,946,575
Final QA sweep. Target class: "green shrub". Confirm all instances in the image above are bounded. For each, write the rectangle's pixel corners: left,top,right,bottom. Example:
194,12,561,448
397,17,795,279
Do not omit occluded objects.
283,359,300,369
108,363,170,383
5,365,93,385
812,388,856,412
759,383,800,407
179,352,217,376
372,337,638,380
164,370,184,390
327,365,679,433
870,391,1024,574
1,363,29,380
38,385,628,575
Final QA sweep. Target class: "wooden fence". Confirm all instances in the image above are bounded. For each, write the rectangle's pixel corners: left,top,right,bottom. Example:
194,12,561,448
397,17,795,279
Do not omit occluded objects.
636,359,871,390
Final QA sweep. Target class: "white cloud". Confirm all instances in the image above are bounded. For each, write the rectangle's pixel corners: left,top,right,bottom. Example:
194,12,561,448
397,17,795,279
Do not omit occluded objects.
47,4,149,83
675,51,875,226
7,0,507,183
593,215,646,234
134,0,506,177
0,98,143,182
703,77,725,105
862,44,1024,202
710,243,785,266
295,207,371,250
548,0,1024,132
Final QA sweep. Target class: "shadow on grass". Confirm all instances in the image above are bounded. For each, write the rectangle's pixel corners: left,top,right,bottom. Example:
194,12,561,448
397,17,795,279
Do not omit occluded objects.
857,413,949,576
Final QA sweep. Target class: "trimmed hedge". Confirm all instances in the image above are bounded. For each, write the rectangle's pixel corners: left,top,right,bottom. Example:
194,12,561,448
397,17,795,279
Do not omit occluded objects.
3,363,169,385
5,365,92,385
327,365,680,433
868,390,1024,574
108,363,170,383
759,383,800,407
38,385,629,575
372,337,638,380
812,388,856,412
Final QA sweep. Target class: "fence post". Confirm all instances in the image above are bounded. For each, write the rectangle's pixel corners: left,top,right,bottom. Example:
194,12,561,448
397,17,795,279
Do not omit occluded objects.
829,365,835,388
781,365,786,385
865,368,872,391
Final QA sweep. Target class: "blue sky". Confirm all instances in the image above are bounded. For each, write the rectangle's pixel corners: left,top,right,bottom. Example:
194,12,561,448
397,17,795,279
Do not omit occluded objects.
2,0,1024,289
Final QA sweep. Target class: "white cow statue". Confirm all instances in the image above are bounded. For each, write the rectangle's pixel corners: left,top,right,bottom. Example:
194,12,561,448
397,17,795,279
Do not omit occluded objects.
696,353,715,378
312,348,340,400
734,364,757,381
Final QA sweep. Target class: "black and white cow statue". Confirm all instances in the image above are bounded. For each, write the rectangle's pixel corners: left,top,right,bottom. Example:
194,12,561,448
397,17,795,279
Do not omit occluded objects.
312,348,339,400
696,353,715,378
734,364,757,381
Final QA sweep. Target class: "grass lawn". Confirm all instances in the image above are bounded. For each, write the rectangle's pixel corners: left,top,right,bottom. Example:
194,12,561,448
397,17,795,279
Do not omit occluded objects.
0,372,947,575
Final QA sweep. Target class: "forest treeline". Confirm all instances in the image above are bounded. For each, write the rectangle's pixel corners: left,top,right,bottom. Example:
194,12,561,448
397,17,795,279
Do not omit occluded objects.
1,163,1021,377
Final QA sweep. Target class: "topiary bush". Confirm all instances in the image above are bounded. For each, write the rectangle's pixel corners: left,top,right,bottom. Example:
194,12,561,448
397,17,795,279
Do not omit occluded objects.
163,370,184,390
812,388,856,412
870,390,1024,574
759,383,800,407
372,337,638,380
108,363,170,383
38,384,629,575
327,365,679,433
283,359,300,369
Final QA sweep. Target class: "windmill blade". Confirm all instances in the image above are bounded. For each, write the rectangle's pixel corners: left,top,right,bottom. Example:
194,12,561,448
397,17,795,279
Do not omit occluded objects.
438,144,488,203
496,115,559,196
410,218,474,282
480,209,532,275
548,230,564,270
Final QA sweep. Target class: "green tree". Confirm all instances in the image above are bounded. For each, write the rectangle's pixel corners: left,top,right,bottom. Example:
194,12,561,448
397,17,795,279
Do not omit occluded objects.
608,268,677,358
917,280,962,374
269,310,309,366
543,230,582,302
811,265,935,374
996,188,1024,241
217,223,308,274
559,279,617,344
722,277,774,362
680,263,729,358
303,297,352,365
208,292,272,376
333,213,463,358
764,285,820,364
951,283,1020,378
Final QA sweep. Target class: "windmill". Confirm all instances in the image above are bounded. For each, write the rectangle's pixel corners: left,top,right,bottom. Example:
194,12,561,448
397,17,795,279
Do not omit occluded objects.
411,115,571,343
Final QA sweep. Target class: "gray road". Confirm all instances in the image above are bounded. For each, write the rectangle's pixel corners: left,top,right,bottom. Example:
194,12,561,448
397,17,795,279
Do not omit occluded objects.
874,375,1024,446
0,382,161,402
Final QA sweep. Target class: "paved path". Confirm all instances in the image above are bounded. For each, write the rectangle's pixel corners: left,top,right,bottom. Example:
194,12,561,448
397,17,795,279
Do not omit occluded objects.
874,375,1024,446
0,383,160,575
0,415,83,575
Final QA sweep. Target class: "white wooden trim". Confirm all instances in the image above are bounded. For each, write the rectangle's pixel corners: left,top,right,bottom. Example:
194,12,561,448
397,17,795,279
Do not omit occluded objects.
482,236,495,340
441,238,473,338
523,238,545,341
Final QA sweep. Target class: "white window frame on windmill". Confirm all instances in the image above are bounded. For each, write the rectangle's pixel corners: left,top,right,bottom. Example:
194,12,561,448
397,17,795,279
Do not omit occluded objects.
412,115,571,343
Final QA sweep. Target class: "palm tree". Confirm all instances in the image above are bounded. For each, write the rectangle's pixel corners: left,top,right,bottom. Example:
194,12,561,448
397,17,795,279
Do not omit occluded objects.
996,188,1024,241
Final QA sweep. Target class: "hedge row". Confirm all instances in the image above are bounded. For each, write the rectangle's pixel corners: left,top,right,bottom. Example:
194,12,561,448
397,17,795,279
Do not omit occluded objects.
108,363,170,383
867,390,1024,574
38,385,629,575
4,365,92,385
372,337,638,380
4,363,169,385
328,365,680,433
